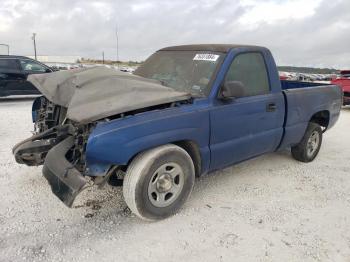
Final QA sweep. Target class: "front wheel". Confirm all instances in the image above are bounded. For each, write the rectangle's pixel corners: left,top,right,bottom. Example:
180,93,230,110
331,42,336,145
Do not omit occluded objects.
291,122,323,162
123,144,195,220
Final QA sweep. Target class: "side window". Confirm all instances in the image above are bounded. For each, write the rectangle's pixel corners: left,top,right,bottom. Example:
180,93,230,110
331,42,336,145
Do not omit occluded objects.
225,52,270,97
20,59,48,72
0,59,18,70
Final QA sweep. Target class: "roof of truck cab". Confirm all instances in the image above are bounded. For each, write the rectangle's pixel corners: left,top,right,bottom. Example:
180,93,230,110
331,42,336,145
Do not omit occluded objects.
159,44,266,53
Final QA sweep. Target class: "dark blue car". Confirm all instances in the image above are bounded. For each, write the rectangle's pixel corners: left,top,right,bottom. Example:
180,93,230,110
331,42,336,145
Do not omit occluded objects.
13,45,342,220
0,55,53,97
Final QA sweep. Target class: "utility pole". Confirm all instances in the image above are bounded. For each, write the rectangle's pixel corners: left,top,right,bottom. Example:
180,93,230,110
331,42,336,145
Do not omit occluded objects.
102,51,105,64
115,22,119,67
32,33,37,60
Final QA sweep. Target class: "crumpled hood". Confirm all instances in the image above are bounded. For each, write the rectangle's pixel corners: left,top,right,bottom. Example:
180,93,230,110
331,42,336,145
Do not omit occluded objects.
28,67,191,123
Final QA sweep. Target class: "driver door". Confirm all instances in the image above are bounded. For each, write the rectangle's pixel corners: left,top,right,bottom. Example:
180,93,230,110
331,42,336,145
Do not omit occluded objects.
209,52,285,170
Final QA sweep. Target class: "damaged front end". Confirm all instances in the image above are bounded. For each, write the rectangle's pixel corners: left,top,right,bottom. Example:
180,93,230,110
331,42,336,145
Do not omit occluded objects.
13,67,192,208
13,97,97,207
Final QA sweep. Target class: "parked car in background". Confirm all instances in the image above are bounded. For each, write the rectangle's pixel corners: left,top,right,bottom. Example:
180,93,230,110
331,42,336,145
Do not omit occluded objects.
0,55,53,97
50,65,60,71
119,66,136,73
331,70,350,105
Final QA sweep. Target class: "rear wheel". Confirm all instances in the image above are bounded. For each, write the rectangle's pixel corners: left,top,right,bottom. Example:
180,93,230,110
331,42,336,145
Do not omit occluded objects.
123,144,195,220
291,122,322,162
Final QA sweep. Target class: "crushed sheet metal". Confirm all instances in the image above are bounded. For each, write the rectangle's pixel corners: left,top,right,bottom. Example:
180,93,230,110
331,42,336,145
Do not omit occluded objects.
28,67,191,123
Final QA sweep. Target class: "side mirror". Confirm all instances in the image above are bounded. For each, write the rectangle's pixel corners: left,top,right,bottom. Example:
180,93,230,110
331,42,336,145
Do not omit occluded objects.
45,68,52,73
220,81,245,99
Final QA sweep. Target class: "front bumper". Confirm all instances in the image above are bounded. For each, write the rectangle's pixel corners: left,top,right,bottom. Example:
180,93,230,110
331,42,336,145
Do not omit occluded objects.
42,136,88,207
12,124,74,166
13,124,103,207
13,128,59,166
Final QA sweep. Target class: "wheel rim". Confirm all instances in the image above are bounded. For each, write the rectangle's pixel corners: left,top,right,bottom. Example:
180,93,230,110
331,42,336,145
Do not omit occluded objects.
306,130,320,158
148,162,185,208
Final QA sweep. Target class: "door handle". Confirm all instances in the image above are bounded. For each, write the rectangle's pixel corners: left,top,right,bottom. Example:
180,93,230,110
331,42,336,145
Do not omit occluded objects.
266,103,277,112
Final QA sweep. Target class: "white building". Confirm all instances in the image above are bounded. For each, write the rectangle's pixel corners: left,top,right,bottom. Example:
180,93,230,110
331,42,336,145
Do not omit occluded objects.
27,55,82,64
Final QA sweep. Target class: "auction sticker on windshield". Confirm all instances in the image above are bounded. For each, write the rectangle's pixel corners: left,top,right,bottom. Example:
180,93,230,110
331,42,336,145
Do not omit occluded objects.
193,54,219,62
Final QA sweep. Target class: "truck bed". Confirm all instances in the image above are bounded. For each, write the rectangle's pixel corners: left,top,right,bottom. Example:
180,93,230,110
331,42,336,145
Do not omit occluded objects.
280,80,330,90
278,81,342,149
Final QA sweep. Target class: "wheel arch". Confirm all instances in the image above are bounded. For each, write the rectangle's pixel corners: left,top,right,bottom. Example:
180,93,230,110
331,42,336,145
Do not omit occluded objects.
309,110,330,131
173,140,202,177
124,139,202,177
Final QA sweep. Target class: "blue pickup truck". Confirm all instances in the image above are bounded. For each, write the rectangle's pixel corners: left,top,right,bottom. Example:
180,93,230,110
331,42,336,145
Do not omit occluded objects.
13,44,342,220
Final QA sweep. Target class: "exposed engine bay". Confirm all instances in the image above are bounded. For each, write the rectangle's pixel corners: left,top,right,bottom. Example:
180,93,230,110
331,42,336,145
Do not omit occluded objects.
32,96,67,133
12,97,95,206
13,96,93,173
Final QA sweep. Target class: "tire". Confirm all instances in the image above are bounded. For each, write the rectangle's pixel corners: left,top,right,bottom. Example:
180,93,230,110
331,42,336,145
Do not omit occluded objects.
291,122,323,162
123,144,195,221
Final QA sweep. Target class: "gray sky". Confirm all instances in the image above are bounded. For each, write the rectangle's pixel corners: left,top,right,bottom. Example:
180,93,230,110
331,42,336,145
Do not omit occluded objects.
1,0,349,68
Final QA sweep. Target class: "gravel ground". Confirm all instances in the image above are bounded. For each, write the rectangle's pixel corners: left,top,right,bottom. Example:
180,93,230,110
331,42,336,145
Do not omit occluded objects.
0,99,350,262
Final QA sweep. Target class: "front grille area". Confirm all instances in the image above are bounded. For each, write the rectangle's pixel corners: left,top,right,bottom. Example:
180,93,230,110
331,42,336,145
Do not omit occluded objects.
33,97,67,134
66,123,95,173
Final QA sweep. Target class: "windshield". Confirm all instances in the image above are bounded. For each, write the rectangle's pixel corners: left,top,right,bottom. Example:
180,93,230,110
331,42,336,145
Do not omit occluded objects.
134,50,224,97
